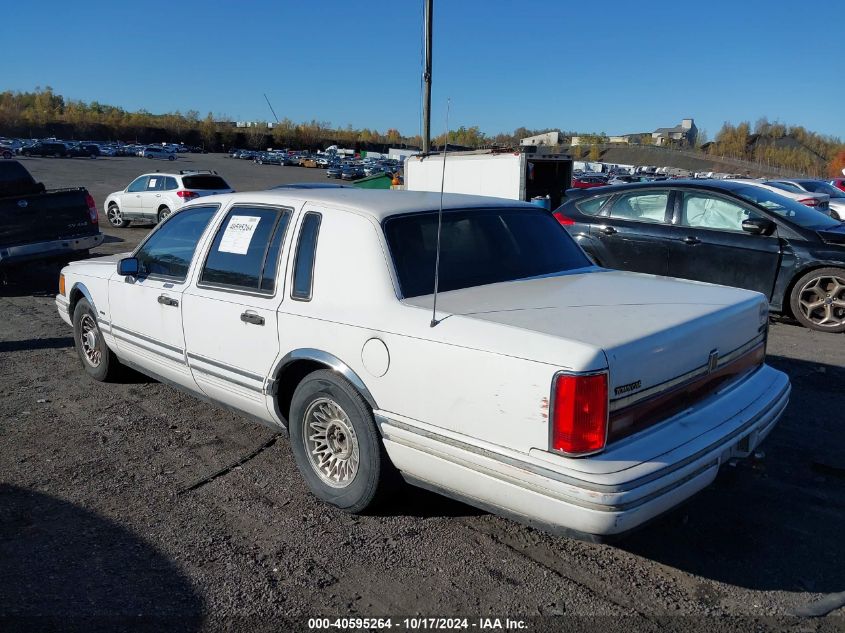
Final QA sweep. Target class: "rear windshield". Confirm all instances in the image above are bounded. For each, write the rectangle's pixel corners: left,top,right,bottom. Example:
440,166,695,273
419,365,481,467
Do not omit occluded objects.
384,207,592,298
734,186,842,229
182,175,230,190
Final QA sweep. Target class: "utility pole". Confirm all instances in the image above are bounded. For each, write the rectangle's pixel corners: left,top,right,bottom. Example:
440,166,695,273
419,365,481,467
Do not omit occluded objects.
422,0,433,154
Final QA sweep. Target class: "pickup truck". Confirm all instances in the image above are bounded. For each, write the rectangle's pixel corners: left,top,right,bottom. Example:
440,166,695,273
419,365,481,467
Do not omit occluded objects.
55,189,789,539
0,160,103,267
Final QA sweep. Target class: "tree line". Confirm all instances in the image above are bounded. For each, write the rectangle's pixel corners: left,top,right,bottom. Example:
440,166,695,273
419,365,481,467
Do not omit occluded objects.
708,118,845,176
2,88,843,176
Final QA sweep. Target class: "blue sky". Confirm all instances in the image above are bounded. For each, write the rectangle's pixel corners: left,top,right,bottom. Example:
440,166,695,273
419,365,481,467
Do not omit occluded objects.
3,0,843,140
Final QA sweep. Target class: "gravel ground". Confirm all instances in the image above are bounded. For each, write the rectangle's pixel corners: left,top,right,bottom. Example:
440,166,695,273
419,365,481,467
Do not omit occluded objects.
1,155,843,632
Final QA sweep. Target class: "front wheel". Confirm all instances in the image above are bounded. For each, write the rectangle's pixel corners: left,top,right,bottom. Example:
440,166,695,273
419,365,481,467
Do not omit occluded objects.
289,370,398,513
106,204,129,228
789,267,845,333
72,298,122,381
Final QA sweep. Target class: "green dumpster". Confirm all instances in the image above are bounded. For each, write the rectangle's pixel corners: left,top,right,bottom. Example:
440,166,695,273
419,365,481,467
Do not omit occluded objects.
352,173,394,189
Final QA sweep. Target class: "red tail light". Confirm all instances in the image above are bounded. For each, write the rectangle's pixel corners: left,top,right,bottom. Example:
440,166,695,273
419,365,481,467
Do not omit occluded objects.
85,193,98,224
177,190,199,200
798,198,819,207
553,210,575,226
551,372,608,455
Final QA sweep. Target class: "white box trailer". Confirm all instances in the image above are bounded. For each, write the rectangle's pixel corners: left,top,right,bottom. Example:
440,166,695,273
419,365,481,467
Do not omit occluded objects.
404,150,573,210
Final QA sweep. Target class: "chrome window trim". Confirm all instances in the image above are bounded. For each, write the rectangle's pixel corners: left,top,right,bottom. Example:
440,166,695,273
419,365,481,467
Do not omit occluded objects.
196,203,293,297
290,211,322,302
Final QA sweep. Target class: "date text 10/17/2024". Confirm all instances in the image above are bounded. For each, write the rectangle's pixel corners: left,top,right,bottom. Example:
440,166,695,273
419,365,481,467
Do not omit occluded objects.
307,618,529,631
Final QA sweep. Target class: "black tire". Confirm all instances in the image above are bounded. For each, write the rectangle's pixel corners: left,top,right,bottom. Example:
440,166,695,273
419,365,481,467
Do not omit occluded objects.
157,207,172,223
168,155,175,161
72,298,122,381
289,370,398,513
789,267,845,333
106,203,129,228
2,151,10,159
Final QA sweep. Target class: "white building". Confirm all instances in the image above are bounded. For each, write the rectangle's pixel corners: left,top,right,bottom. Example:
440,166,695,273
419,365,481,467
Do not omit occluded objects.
519,131,561,147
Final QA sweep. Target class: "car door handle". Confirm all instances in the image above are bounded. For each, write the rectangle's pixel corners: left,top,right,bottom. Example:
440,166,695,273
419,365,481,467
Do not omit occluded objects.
682,236,701,245
598,225,617,235
240,311,265,326
157,294,179,307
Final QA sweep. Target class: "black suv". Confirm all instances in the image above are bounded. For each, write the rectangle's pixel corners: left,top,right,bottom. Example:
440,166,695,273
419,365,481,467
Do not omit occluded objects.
555,180,845,332
20,141,68,158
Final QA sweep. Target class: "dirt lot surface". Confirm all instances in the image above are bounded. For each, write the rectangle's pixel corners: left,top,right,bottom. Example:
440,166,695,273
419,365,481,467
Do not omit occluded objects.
1,155,844,632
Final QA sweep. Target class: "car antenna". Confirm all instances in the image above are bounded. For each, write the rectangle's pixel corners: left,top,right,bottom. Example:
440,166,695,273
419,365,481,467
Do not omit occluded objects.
430,98,450,328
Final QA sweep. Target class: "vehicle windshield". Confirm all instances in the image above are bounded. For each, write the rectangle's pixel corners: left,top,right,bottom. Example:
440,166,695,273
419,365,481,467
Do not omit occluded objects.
383,207,592,298
798,181,845,198
734,186,842,229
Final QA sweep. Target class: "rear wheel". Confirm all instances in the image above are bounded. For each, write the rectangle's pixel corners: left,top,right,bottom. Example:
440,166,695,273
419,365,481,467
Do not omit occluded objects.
107,203,129,228
72,299,122,381
289,370,398,513
789,267,845,333
2,150,11,159
157,207,172,223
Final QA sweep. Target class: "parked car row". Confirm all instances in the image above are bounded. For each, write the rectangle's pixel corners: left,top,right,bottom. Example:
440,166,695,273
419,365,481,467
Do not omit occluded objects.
0,137,208,160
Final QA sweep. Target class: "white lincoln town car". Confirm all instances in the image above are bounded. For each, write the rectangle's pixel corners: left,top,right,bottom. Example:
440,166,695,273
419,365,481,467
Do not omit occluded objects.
55,189,790,539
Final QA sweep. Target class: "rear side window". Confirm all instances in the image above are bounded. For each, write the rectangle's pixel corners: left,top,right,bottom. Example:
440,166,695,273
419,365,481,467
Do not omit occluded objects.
291,212,322,300
576,194,612,216
384,207,591,298
200,206,291,293
608,191,669,223
182,175,230,190
164,177,178,190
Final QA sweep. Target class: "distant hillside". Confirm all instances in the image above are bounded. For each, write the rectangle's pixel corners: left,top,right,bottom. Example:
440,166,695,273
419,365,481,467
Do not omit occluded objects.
573,145,805,178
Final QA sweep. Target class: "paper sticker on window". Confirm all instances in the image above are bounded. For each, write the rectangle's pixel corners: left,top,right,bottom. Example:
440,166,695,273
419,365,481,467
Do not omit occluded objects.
148,178,157,188
218,216,261,254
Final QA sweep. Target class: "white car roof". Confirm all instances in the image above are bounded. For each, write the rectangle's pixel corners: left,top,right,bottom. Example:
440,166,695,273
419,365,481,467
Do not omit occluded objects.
195,189,536,222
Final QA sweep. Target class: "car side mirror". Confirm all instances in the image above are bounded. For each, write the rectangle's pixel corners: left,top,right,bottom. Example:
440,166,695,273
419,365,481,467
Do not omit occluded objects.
117,257,139,276
742,218,775,236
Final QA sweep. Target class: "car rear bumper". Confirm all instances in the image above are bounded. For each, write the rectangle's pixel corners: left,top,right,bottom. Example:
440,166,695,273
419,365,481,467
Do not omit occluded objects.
377,364,789,539
0,233,104,266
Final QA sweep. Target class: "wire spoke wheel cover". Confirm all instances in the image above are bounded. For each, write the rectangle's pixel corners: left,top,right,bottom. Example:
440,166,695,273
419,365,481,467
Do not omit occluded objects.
79,314,102,367
798,274,845,328
303,397,360,488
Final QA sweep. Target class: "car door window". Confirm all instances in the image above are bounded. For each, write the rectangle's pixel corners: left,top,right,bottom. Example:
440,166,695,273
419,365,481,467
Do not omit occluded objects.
680,193,756,232
576,194,612,216
135,205,218,281
164,177,178,190
608,191,669,223
126,176,148,192
146,176,165,191
200,206,292,293
291,212,322,300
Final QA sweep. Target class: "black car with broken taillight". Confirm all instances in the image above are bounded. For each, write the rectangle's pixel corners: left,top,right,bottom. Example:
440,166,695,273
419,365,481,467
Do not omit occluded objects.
554,179,845,332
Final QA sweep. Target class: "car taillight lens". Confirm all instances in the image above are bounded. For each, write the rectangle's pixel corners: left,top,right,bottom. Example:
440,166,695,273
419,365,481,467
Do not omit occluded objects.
798,198,819,207
85,193,98,223
177,190,199,200
58,273,65,296
553,210,575,226
551,373,608,455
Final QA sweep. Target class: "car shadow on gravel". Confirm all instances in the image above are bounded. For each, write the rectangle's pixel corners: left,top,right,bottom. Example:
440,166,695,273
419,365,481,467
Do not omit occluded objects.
0,484,203,630
0,336,73,352
620,356,845,594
